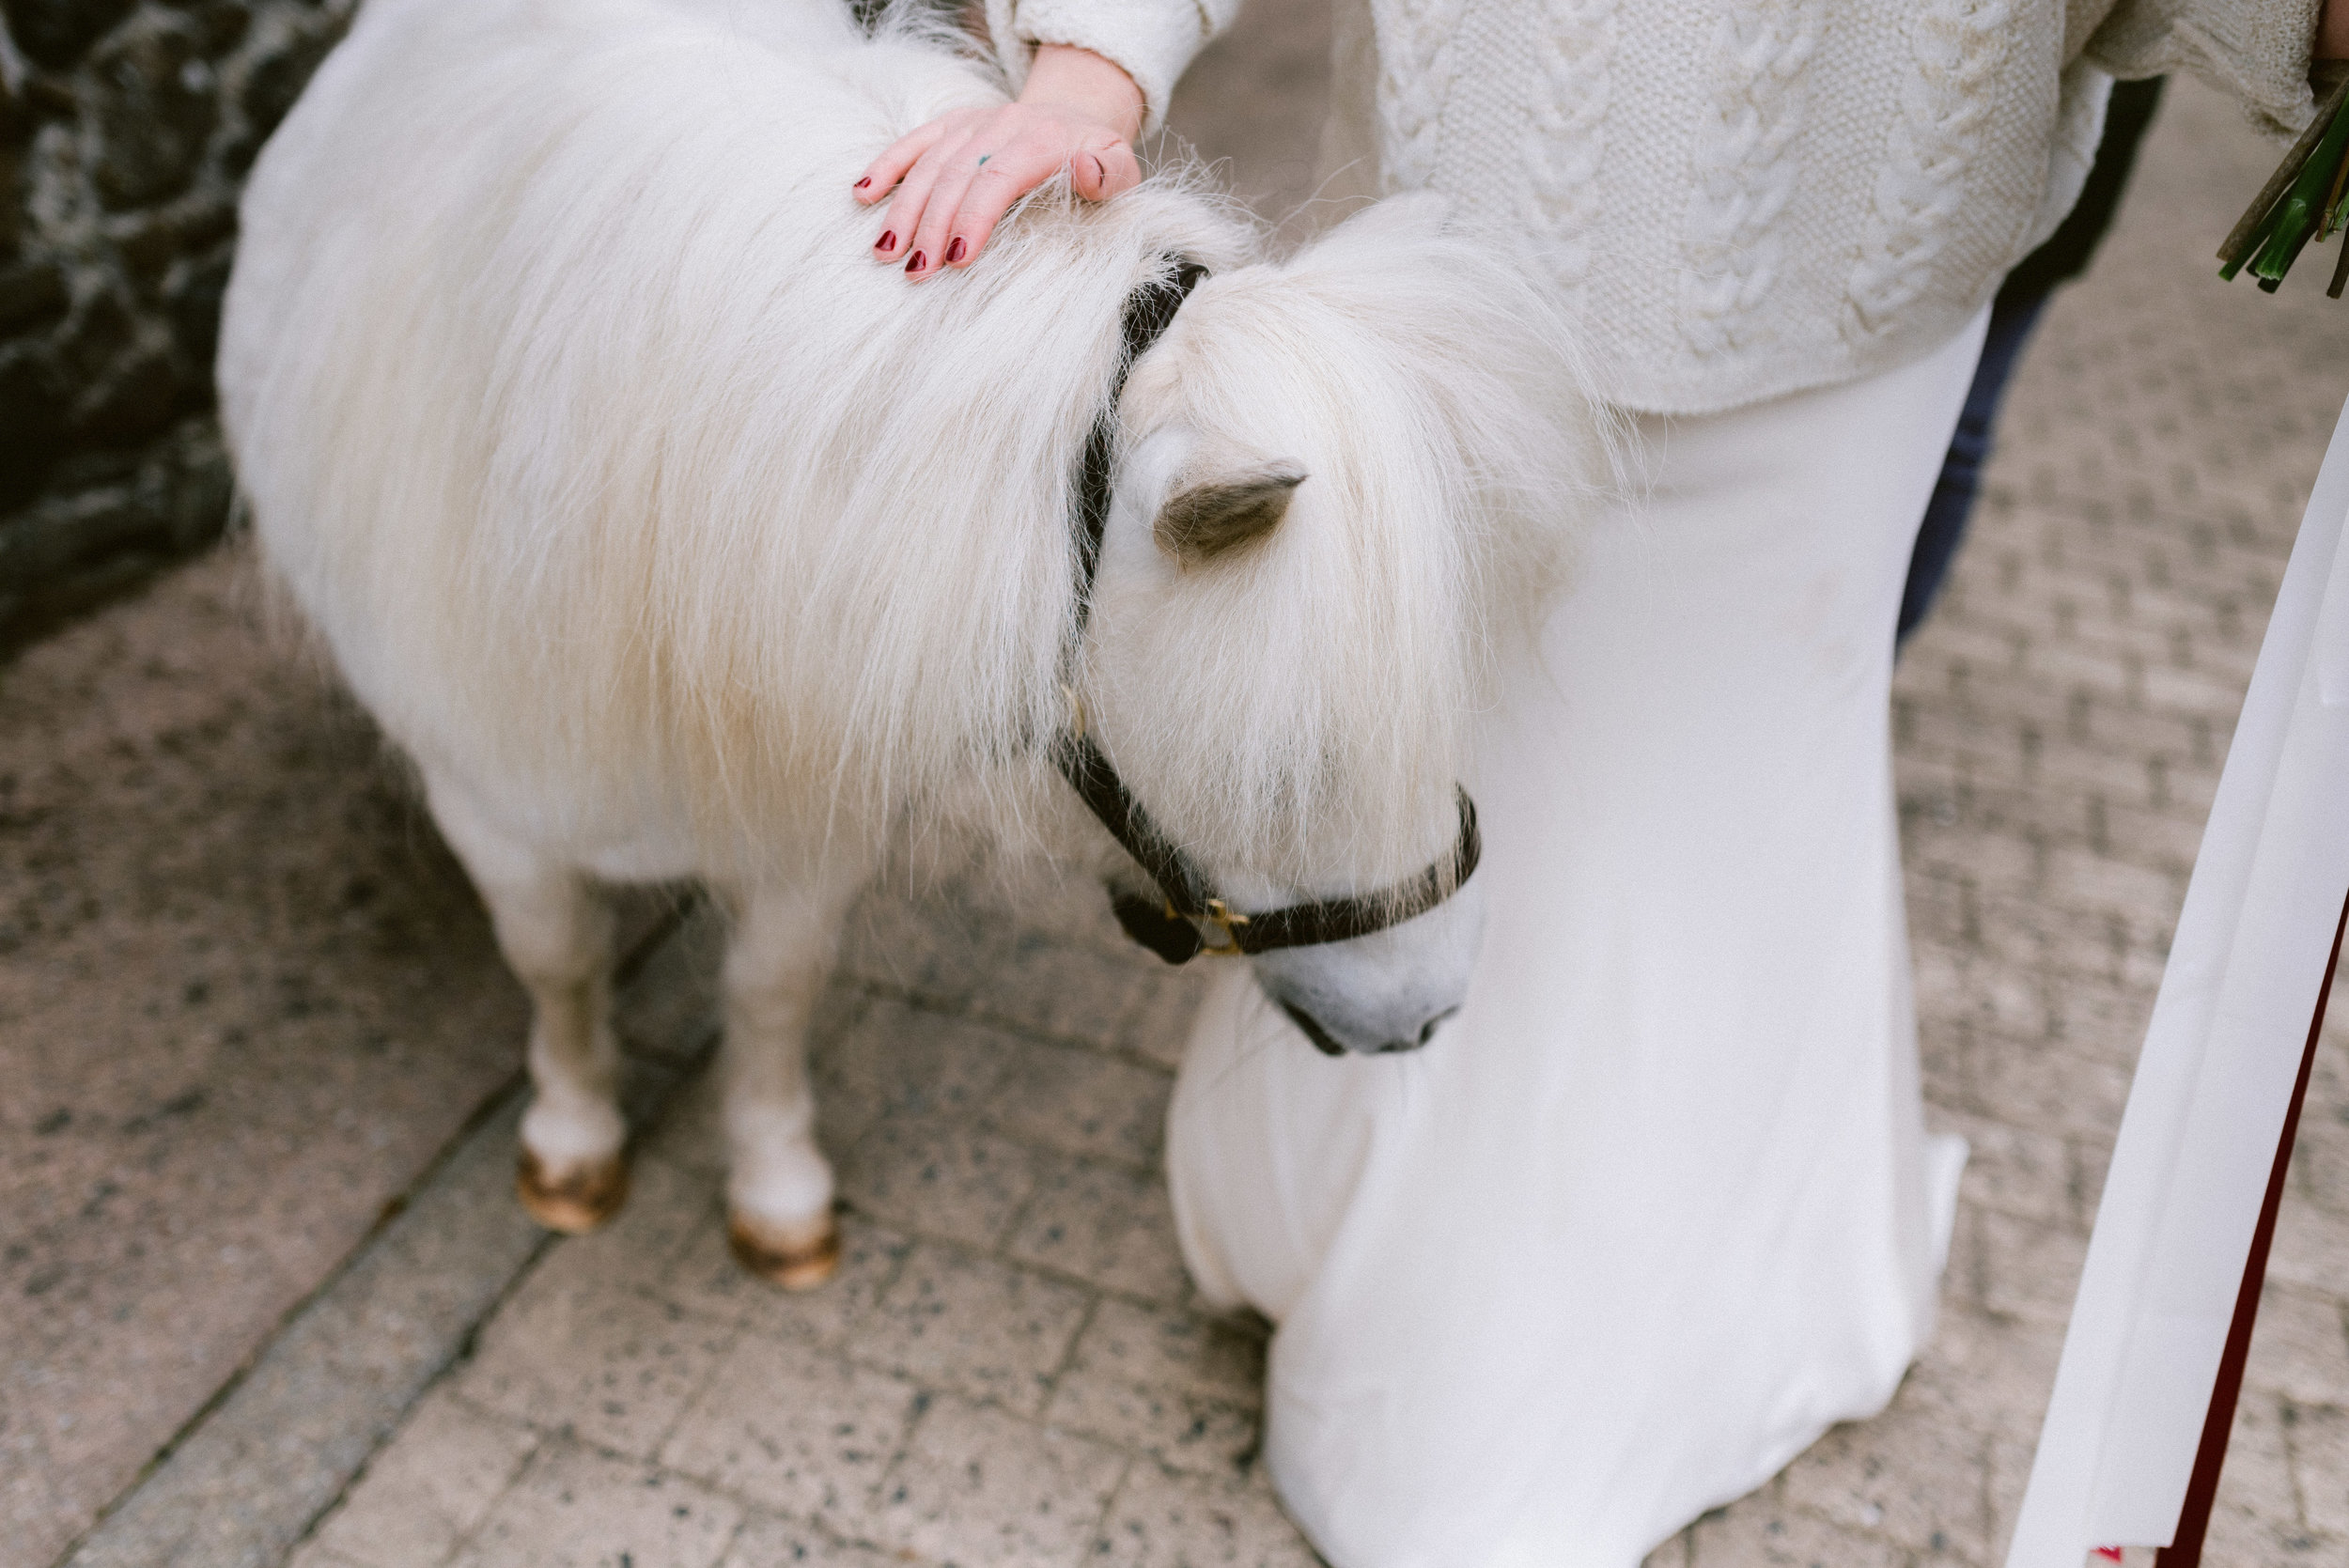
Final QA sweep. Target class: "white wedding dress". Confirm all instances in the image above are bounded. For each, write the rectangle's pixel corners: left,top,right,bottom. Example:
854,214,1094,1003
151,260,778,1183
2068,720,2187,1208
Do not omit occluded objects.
1166,315,1988,1568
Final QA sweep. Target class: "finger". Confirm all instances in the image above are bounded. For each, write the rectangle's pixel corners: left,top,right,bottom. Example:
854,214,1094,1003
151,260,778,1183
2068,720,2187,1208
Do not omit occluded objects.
856,119,947,203
904,144,992,279
876,131,969,264
1069,141,1142,203
945,140,1072,267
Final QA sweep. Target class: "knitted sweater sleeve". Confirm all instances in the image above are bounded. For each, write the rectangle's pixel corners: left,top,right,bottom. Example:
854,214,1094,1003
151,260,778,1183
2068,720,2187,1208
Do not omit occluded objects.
2077,0,2322,136
979,0,1237,134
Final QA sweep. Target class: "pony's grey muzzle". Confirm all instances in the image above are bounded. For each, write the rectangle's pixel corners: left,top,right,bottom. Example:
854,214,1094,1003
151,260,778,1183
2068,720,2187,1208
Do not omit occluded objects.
1245,871,1486,1056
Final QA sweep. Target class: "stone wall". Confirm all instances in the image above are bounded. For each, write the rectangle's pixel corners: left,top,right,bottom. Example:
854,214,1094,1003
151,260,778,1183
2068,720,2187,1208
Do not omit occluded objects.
1,0,350,652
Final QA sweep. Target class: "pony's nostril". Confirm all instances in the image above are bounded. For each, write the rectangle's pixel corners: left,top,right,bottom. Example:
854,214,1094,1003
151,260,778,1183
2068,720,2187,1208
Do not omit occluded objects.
1374,1009,1459,1054
1280,1001,1348,1058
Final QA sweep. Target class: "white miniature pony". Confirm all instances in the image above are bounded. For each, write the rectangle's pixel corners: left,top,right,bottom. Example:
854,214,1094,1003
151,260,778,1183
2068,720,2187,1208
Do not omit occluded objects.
220,0,1604,1284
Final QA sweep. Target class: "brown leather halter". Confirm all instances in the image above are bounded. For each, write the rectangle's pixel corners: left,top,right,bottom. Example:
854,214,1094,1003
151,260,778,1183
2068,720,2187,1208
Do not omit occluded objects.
1053,257,1483,966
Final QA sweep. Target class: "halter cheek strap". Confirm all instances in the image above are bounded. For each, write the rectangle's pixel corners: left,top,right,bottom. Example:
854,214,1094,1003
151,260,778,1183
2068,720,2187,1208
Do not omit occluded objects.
1068,258,1209,617
1052,256,1483,965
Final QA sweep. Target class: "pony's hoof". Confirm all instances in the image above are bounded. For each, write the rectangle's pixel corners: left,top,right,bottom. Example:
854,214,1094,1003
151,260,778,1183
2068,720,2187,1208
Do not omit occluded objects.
516,1148,630,1234
727,1210,839,1291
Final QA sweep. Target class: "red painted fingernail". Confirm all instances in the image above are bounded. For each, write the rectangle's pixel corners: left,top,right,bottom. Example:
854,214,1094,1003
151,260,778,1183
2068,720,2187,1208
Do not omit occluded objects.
945,237,967,264
875,230,896,253
904,250,926,274
853,176,871,190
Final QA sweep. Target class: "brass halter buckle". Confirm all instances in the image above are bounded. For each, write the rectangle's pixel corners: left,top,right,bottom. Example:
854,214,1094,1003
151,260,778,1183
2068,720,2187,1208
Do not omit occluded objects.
1192,897,1251,957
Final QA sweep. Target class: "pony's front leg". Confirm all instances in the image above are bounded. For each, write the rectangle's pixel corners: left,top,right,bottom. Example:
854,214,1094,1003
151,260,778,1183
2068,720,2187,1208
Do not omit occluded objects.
716,868,866,1290
424,773,628,1234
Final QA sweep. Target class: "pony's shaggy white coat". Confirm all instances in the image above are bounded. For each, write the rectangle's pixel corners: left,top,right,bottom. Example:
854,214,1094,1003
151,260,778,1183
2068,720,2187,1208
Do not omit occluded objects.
221,0,1606,1248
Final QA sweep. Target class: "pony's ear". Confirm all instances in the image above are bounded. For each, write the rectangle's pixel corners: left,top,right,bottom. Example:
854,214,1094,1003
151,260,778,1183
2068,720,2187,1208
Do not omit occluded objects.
1153,457,1306,567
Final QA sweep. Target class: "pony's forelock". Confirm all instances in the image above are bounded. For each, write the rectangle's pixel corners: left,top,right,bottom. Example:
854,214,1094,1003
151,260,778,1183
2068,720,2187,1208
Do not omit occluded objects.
1076,196,1611,893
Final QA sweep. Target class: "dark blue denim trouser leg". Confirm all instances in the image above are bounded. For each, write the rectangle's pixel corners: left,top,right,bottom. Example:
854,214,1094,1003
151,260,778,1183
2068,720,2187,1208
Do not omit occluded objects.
1895,290,2050,647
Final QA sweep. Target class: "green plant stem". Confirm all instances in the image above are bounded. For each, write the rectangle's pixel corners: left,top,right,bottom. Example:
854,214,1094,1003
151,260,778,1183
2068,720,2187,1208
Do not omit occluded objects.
2220,70,2349,265
2243,90,2349,290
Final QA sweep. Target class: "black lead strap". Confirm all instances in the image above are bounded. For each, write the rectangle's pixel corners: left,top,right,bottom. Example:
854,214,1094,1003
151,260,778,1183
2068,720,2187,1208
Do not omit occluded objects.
1052,256,1483,966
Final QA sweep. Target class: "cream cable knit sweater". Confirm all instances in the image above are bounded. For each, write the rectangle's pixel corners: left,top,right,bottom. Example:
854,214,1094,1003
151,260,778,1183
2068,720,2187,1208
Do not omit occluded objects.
980,0,2325,412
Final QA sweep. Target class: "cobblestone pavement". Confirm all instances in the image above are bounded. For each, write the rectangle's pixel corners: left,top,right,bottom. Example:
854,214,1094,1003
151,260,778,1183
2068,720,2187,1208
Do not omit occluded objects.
0,547,533,1563
12,8,2349,1567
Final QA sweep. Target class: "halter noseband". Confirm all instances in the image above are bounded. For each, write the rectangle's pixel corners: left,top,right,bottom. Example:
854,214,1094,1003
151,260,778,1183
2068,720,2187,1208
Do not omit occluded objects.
1052,257,1483,966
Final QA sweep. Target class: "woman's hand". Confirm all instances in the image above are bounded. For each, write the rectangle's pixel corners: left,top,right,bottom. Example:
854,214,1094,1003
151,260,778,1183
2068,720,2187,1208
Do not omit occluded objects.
855,44,1143,280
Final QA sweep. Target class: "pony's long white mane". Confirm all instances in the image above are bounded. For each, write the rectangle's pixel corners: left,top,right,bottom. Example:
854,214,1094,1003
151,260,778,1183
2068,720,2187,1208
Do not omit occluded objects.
222,0,1607,890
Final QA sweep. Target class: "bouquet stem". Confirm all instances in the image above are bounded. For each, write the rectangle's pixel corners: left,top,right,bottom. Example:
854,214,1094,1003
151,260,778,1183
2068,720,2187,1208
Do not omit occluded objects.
2220,69,2349,294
